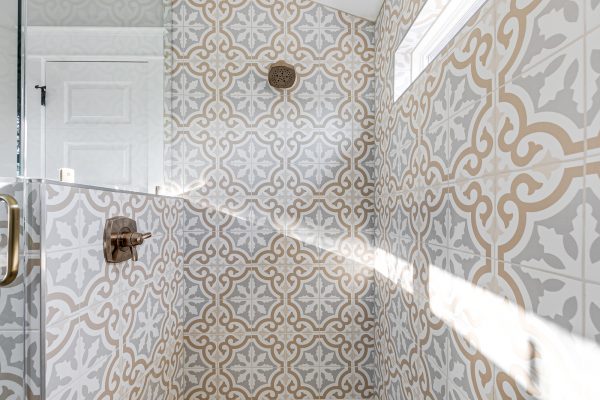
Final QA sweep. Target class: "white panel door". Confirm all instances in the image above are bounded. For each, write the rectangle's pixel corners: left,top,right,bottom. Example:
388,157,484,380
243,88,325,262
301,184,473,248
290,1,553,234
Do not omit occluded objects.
45,61,151,191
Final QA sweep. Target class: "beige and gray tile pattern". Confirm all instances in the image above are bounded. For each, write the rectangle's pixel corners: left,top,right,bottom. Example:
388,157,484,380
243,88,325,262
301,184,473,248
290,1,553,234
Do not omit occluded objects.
374,0,600,399
42,183,184,400
165,0,377,398
0,180,42,400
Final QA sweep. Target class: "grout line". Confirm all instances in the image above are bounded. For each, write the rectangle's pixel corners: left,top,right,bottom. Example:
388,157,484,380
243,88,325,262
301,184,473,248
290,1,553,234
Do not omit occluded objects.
427,237,597,287
582,11,589,337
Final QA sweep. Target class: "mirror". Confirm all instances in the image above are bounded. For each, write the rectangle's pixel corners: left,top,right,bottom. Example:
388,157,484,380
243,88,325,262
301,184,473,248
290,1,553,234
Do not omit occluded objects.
25,0,171,194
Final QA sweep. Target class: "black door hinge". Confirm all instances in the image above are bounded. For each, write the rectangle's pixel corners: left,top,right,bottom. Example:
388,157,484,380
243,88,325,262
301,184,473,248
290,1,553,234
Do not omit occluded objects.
34,85,46,106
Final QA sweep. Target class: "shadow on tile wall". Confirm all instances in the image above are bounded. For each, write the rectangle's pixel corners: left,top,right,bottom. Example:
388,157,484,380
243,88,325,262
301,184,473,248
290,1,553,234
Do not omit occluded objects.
374,0,600,398
163,0,378,398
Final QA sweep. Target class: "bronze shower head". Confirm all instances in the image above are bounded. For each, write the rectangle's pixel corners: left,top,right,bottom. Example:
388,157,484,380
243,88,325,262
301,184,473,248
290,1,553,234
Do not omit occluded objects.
268,61,296,89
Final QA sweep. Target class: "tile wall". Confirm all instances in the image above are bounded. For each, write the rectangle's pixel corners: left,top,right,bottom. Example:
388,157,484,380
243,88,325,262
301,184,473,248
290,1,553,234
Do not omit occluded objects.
373,0,600,399
0,180,41,400
164,0,378,398
42,183,184,400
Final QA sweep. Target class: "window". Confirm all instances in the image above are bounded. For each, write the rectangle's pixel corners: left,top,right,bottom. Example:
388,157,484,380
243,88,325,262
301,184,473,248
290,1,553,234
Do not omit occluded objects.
394,0,487,102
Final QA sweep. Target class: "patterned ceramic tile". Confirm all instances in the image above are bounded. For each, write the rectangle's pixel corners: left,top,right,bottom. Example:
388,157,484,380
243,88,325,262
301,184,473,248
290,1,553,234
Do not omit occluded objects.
585,283,600,344
447,329,494,400
585,163,600,283
219,333,287,398
220,63,286,129
44,185,80,252
170,0,218,58
422,185,448,247
586,28,600,156
287,196,353,258
287,333,354,398
422,121,449,180
497,165,584,278
0,181,43,399
502,261,584,334
220,128,286,197
25,330,42,398
219,265,286,333
587,1,600,32
40,183,185,399
355,64,376,131
448,95,495,182
373,0,595,399
352,331,376,399
184,334,220,371
448,179,493,258
354,15,375,61
354,130,377,200
286,264,354,333
496,0,584,86
288,64,353,128
498,41,585,172
218,226,286,267
0,330,25,398
163,0,376,398
392,116,418,192
287,0,353,63
422,310,449,400
287,123,353,197
183,368,220,400
183,265,220,334
170,67,217,125
219,0,286,62
0,273,27,332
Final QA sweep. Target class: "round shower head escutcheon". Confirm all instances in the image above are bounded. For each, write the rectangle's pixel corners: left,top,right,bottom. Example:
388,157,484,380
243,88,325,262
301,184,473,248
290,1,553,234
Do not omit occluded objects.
268,61,296,89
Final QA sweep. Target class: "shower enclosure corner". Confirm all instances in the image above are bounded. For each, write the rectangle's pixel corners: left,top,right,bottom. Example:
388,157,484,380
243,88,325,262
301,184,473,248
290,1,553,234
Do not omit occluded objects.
1,0,42,399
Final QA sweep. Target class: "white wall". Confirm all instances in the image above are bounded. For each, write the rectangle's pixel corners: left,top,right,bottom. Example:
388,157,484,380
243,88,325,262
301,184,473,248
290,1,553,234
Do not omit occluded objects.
27,0,164,27
0,0,19,177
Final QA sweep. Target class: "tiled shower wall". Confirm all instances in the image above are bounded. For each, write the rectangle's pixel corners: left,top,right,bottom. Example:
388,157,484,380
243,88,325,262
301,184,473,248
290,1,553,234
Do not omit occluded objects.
42,183,184,400
0,180,41,400
373,0,600,399
164,0,377,398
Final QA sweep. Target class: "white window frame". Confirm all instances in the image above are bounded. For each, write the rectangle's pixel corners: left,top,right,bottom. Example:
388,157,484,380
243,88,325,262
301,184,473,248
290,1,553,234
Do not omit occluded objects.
394,0,488,102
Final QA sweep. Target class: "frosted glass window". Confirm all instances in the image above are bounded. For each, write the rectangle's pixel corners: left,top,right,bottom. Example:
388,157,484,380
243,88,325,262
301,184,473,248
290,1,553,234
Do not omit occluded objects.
394,0,487,102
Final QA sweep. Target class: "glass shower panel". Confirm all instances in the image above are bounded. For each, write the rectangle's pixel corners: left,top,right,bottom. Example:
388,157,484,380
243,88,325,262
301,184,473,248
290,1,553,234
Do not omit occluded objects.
25,0,169,194
0,181,31,400
0,1,32,400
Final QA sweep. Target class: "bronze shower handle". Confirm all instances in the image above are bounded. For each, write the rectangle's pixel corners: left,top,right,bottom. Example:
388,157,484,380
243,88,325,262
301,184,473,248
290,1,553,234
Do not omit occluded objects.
110,231,152,261
114,231,152,247
0,194,20,287
104,217,152,263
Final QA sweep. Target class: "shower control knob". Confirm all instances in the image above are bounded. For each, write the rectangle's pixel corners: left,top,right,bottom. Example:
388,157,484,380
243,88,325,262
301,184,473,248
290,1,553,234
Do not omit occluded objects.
103,217,152,263
114,231,152,261
119,231,152,247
